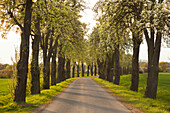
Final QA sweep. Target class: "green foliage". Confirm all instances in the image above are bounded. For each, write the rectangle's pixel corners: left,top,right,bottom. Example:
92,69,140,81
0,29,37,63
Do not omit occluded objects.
0,78,75,113
94,73,170,113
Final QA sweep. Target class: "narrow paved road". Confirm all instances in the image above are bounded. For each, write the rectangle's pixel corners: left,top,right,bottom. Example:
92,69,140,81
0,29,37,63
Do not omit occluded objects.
41,77,130,113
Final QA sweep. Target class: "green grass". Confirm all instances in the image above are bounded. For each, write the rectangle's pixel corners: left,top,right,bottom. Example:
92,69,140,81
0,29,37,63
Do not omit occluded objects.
94,73,170,113
119,73,170,102
0,78,76,113
0,79,10,96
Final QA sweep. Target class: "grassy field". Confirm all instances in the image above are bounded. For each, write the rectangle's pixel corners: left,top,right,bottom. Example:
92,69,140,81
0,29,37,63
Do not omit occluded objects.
120,73,170,102
0,79,10,96
0,78,76,113
94,73,170,113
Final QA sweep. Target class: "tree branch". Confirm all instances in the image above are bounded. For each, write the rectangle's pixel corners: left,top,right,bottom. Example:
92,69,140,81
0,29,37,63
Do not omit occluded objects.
143,28,150,45
8,10,24,31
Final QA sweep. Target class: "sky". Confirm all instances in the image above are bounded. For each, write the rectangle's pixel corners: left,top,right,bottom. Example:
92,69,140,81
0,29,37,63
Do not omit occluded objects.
0,0,169,64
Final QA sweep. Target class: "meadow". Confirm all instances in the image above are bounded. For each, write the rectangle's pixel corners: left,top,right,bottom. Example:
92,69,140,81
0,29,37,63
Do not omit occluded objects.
94,73,170,113
0,78,76,113
120,73,170,102
0,79,10,96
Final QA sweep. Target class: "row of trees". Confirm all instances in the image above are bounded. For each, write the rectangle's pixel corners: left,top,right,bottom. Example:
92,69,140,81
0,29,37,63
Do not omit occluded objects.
91,0,169,99
140,61,170,73
0,0,169,103
0,0,96,103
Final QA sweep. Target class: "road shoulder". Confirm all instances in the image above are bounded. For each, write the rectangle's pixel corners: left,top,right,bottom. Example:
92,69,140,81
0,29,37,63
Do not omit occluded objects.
93,78,144,113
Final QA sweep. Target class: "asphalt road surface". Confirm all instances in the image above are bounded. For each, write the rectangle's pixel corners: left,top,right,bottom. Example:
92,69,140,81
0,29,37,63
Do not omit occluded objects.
41,77,130,113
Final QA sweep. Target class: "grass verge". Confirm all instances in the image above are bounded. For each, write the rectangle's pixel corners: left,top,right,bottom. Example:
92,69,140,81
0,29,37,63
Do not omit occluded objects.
0,78,76,113
93,77,170,113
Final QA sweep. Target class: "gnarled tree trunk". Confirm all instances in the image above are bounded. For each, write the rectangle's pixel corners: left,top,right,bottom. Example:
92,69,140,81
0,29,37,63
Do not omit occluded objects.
43,31,53,89
97,59,103,78
130,33,141,92
66,59,71,79
51,37,59,86
94,64,97,76
87,64,90,76
31,17,40,94
91,62,93,76
57,56,65,83
72,62,75,78
114,44,120,85
77,64,79,77
107,53,114,82
81,63,84,77
144,29,162,99
14,0,32,103
103,61,107,80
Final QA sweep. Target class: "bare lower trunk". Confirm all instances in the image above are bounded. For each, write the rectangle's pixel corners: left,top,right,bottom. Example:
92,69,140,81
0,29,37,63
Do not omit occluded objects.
94,64,97,76
31,33,40,94
114,44,120,85
57,56,65,83
106,54,111,81
14,0,32,103
103,61,107,80
51,53,56,86
43,33,53,89
51,38,59,86
91,62,93,76
130,34,141,92
87,65,90,76
97,59,104,78
72,62,75,78
43,60,50,89
97,59,100,76
99,60,105,79
81,63,84,77
77,64,79,77
107,53,114,82
66,59,71,79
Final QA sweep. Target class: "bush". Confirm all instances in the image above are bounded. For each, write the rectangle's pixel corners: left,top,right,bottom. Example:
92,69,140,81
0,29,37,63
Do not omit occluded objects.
0,69,13,78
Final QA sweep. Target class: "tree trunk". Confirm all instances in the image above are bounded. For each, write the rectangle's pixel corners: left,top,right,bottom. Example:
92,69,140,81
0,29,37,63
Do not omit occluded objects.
66,59,71,79
130,34,141,92
97,59,101,76
31,19,40,94
31,30,40,94
81,63,84,77
43,32,53,89
51,37,59,86
94,64,97,76
77,64,79,77
72,62,75,78
87,65,90,76
107,53,114,82
91,62,93,76
99,60,105,79
143,0,163,98
14,0,32,103
114,44,120,85
144,29,162,99
57,56,65,83
51,54,56,85
103,61,107,80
